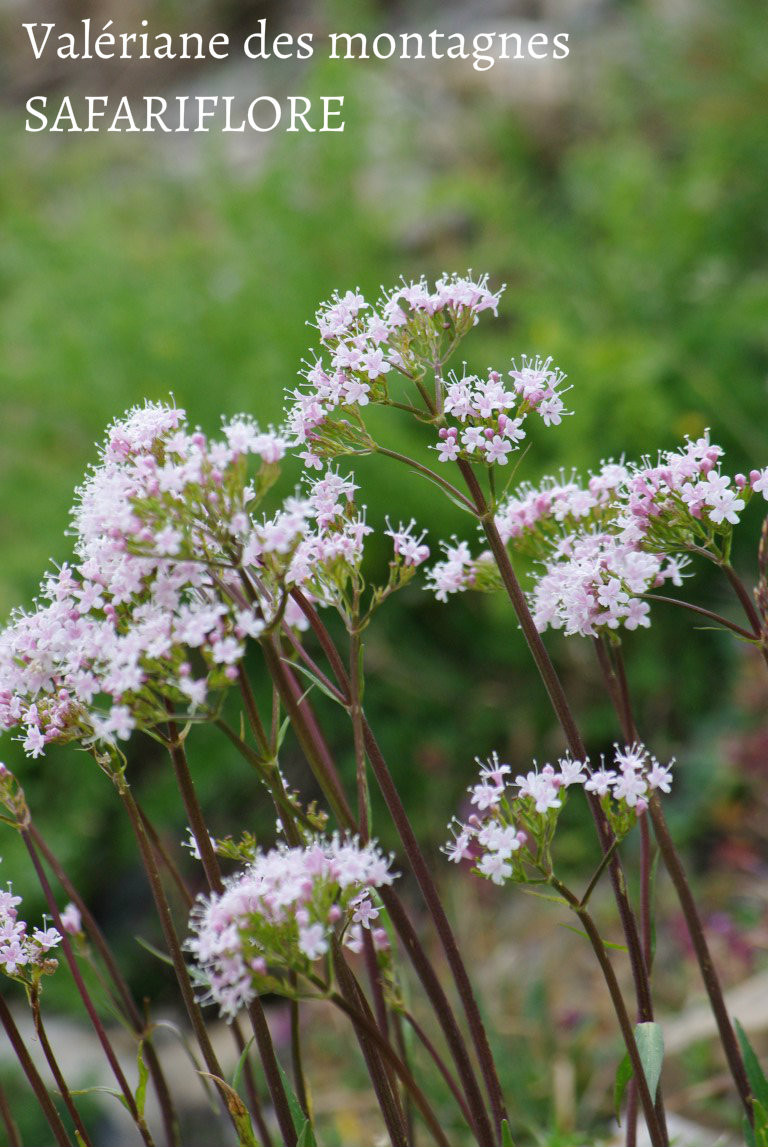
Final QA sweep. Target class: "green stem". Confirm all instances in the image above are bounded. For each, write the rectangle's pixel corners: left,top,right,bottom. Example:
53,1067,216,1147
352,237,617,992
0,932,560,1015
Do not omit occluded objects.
386,399,424,416
375,446,477,513
579,836,622,909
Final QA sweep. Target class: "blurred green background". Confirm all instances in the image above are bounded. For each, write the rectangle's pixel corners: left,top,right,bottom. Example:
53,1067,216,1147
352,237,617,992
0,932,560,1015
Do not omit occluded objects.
1,0,767,1141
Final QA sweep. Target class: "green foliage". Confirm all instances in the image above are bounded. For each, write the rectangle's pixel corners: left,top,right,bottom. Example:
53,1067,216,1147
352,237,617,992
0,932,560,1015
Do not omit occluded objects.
277,1060,314,1140
736,1021,768,1146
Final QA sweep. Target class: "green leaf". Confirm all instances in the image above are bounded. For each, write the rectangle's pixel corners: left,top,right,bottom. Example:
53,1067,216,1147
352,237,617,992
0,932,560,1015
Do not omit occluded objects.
558,923,627,952
135,1043,149,1119
520,887,568,907
198,1072,260,1147
736,1020,768,1111
276,712,291,752
69,1086,131,1114
755,1101,768,1147
134,935,174,967
152,1019,219,1113
281,659,344,707
635,1022,664,1101
501,1118,516,1146
613,1052,633,1125
277,1062,311,1136
613,1023,664,1121
231,1036,255,1094
297,1120,318,1146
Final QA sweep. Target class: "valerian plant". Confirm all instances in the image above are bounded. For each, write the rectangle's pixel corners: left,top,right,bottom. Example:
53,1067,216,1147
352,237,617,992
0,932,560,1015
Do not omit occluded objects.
0,273,767,1146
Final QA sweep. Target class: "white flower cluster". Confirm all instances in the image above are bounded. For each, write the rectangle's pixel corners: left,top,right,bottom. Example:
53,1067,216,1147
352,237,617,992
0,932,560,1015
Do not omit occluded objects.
529,532,687,636
186,836,396,1020
445,745,674,886
0,404,428,758
0,856,61,981
428,429,768,638
434,357,570,468
286,274,506,468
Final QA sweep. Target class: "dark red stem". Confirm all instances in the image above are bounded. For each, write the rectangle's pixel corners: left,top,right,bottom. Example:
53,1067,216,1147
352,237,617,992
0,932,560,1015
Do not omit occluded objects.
21,830,154,1145
0,992,73,1147
28,822,181,1147
608,644,753,1125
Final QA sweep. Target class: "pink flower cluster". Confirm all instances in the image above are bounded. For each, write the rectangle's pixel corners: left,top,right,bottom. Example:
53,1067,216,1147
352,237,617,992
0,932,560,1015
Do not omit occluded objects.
286,274,504,468
0,867,61,981
425,540,482,602
495,465,628,551
186,836,396,1020
0,400,429,757
429,431,768,636
433,357,569,467
384,519,430,567
0,403,292,756
516,433,768,637
280,473,429,617
445,745,674,885
284,471,370,600
618,434,756,541
529,532,687,637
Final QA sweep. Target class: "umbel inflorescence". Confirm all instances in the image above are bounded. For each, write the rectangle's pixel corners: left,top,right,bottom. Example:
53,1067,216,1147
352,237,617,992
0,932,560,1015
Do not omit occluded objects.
0,405,427,761
187,835,396,1019
445,745,674,886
